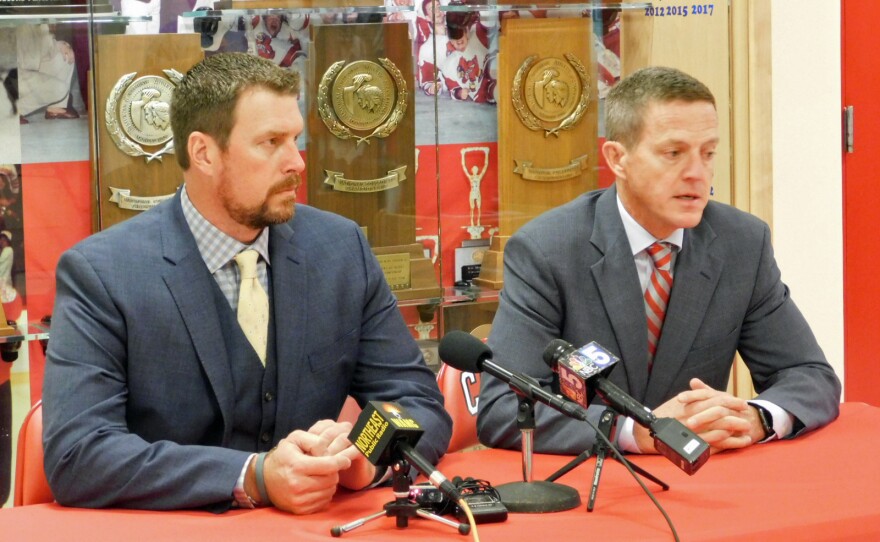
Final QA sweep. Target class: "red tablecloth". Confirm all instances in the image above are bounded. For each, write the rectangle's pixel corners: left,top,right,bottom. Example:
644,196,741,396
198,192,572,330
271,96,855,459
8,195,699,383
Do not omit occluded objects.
3,402,879,542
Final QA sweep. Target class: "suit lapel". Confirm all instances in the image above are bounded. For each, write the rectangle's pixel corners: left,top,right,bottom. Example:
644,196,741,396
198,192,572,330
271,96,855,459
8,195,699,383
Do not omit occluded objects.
589,187,652,402
645,220,722,406
268,220,308,436
160,194,236,442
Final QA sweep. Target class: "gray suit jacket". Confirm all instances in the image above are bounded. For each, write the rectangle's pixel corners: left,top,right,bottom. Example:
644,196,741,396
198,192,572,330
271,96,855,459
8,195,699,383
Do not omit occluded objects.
478,186,840,453
42,192,451,509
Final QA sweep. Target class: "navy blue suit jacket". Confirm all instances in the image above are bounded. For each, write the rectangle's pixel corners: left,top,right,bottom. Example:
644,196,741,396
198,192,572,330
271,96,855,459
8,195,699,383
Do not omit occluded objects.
43,192,451,509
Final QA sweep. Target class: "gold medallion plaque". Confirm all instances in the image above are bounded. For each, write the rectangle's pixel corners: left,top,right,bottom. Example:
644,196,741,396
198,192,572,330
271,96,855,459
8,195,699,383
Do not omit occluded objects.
331,60,396,131
318,58,408,148
308,23,416,249
513,54,590,138
92,34,203,231
498,18,598,237
105,72,180,163
477,18,599,290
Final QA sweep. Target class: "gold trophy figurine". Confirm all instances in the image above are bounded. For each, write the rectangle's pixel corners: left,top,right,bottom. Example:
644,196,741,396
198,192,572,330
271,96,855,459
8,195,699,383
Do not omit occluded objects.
461,146,490,240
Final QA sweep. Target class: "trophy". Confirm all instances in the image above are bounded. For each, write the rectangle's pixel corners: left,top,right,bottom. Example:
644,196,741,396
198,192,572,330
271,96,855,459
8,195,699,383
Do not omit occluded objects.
92,34,203,230
309,22,439,302
452,147,490,286
476,17,598,289
461,146,490,240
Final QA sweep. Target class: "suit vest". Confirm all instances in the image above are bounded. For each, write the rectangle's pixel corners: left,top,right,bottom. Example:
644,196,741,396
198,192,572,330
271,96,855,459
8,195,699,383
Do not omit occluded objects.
210,279,279,453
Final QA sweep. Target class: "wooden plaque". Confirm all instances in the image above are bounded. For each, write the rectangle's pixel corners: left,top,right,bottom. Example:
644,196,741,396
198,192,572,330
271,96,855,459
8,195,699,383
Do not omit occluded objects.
472,235,508,290
497,18,598,236
373,244,441,301
307,22,415,249
92,34,203,230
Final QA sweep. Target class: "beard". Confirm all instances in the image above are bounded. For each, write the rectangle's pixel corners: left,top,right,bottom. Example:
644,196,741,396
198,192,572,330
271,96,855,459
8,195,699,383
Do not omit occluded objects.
219,171,300,230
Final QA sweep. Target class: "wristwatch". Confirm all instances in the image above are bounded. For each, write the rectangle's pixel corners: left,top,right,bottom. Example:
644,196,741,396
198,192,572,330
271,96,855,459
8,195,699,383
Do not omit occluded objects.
753,404,774,440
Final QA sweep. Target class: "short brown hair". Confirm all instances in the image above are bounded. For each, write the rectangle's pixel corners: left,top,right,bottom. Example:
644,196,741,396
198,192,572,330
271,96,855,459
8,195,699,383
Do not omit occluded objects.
605,66,715,149
170,52,300,170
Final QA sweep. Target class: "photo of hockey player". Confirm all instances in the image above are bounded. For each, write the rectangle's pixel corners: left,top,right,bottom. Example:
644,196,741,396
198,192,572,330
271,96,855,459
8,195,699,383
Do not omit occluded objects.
251,14,308,70
438,9,496,104
416,0,498,145
15,24,89,163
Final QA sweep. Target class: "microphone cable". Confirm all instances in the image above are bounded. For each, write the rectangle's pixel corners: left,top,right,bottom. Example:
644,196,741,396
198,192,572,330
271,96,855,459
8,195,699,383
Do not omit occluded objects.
562,414,681,542
456,497,480,542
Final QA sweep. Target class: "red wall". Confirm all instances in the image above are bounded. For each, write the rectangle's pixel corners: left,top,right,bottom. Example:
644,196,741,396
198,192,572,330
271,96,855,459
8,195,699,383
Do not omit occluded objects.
22,161,93,403
842,0,880,405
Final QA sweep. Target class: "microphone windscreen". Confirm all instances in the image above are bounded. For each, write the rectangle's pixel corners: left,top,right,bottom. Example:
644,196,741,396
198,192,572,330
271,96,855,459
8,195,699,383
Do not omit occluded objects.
438,330,490,373
542,338,572,368
350,401,424,466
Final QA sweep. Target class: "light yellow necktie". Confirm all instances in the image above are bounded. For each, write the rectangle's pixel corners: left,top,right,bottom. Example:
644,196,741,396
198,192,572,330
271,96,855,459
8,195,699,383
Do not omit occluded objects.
234,249,269,366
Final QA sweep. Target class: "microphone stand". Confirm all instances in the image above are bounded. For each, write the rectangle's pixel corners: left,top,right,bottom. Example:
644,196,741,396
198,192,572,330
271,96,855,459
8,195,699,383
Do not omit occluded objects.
331,458,470,537
545,408,669,511
494,395,582,513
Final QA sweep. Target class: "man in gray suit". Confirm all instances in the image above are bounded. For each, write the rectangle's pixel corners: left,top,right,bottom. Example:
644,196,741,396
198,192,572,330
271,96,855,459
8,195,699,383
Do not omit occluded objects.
478,66,840,456
42,53,451,512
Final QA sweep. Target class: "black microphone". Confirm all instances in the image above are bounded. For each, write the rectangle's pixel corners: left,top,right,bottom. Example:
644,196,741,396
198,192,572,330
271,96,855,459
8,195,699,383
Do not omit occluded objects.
543,339,710,475
438,330,588,422
543,340,655,425
350,400,461,501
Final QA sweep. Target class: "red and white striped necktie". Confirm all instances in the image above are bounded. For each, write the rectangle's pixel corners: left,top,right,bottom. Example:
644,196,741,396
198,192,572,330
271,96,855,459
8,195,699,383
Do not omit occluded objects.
644,242,674,369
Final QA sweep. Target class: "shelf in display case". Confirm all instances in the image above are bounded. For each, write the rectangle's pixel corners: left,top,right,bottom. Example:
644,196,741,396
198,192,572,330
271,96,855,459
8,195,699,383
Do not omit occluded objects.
0,320,50,344
0,12,150,26
440,1,650,13
396,294,443,308
181,4,412,18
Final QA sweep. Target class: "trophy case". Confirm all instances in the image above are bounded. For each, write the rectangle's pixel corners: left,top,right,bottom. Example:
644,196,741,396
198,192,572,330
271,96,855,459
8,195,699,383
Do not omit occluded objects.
0,0,764,506
171,0,742,379
0,0,739,363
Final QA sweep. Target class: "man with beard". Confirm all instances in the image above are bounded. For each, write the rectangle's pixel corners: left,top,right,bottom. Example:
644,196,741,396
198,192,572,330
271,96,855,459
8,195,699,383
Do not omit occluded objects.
42,53,451,513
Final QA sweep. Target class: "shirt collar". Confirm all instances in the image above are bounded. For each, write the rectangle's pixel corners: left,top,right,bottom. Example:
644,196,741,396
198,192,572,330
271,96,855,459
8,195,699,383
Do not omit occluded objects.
180,184,271,273
616,193,684,256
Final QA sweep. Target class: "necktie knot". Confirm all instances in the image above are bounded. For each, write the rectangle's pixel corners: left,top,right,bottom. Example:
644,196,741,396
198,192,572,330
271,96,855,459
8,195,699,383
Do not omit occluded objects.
234,249,259,280
646,242,673,272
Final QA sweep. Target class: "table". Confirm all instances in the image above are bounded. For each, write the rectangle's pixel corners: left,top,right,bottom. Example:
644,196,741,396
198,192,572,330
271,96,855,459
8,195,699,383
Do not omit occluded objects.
2,402,879,542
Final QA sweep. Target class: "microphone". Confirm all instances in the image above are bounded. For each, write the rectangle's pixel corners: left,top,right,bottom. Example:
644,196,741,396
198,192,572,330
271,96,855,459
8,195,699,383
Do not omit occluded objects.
350,400,461,501
542,339,710,475
439,330,583,513
438,330,588,422
543,340,655,425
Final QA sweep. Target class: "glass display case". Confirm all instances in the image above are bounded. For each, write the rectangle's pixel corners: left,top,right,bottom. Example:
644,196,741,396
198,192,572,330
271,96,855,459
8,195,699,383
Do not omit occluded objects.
2,0,752,506
1,0,717,350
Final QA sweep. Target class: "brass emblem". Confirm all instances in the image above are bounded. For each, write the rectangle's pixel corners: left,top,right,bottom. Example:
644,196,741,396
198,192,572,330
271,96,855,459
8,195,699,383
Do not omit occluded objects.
317,58,407,147
512,54,590,138
105,70,183,162
323,166,407,193
513,154,589,182
108,187,177,211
